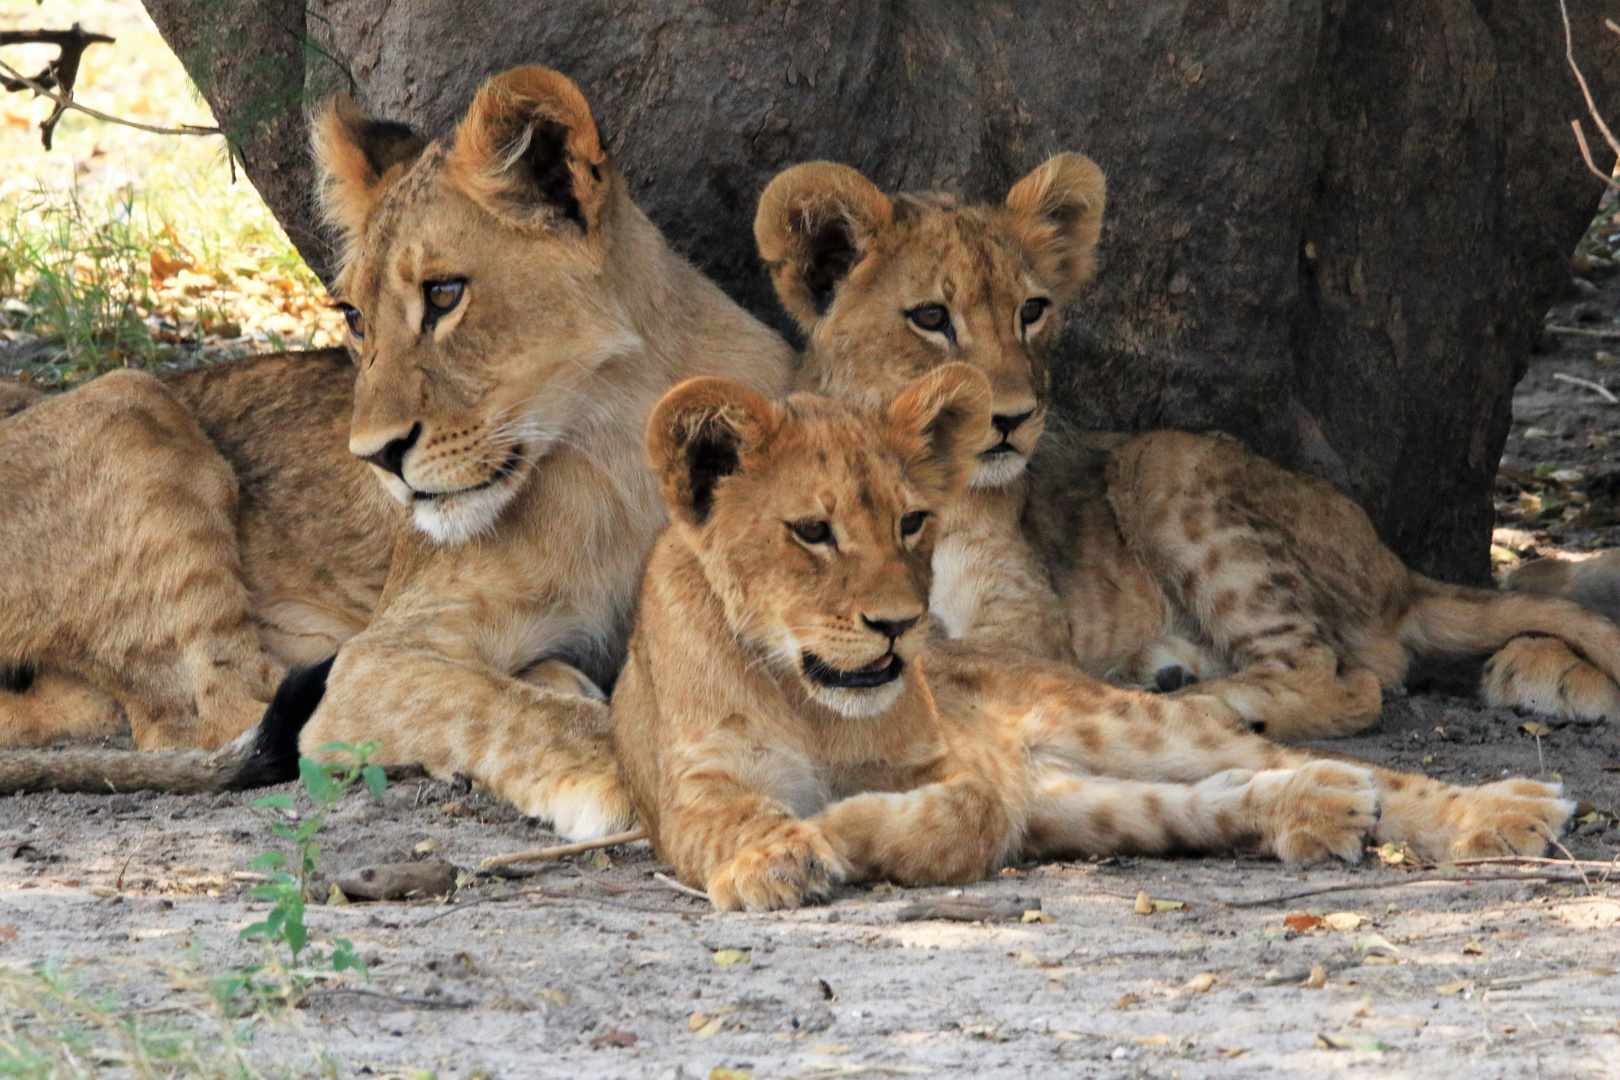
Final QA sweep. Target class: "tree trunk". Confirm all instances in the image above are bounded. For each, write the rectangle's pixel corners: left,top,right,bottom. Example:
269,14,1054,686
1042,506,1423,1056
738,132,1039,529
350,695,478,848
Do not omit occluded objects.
142,0,1620,583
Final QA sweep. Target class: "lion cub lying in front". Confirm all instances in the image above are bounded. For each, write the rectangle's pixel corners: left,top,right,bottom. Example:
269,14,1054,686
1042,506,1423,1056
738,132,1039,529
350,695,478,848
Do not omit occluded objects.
614,366,1570,910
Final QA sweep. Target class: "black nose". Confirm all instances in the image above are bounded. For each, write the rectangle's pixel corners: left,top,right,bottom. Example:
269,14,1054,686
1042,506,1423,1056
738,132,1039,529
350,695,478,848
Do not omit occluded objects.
361,422,421,479
991,410,1034,437
861,614,921,641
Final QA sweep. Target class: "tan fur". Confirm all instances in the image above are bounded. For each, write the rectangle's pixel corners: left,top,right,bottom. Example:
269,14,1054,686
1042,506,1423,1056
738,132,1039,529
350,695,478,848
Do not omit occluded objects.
0,69,794,839
615,371,1573,911
757,158,1620,738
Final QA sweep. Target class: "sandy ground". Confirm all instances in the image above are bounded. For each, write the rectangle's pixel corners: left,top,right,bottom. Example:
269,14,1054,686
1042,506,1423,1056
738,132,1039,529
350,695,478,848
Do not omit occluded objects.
2,683,1616,1080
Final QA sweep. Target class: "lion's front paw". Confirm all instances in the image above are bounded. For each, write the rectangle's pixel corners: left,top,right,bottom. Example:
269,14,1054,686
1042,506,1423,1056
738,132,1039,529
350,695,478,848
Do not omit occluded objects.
1260,760,1380,865
706,824,848,912
1447,779,1575,859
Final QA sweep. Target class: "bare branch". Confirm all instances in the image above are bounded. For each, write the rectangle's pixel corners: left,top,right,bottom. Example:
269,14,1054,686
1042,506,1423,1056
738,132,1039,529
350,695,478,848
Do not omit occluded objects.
0,48,220,149
1561,0,1620,188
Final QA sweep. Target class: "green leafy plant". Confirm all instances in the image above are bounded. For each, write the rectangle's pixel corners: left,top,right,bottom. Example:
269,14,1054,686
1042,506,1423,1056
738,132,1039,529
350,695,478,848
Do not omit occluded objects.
214,742,384,1012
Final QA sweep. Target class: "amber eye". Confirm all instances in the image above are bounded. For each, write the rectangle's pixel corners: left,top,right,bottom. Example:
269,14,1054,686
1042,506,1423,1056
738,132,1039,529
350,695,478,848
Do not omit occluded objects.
339,304,365,340
1019,297,1051,327
790,519,834,545
422,278,466,329
899,510,928,537
906,303,951,334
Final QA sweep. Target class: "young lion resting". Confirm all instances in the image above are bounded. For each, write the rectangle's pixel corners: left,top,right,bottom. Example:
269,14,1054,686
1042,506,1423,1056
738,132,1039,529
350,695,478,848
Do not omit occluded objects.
614,367,1572,910
0,68,793,836
753,156,1620,740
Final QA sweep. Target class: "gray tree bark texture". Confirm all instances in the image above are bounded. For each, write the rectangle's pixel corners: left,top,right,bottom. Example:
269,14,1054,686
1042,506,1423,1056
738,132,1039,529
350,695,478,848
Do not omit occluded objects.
142,0,1620,583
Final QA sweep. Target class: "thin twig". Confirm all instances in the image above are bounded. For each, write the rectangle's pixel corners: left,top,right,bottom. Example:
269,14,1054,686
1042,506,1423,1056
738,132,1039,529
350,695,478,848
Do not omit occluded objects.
0,57,220,139
302,986,474,1010
1543,325,1620,337
1553,371,1618,403
1450,854,1620,874
481,828,646,869
1215,871,1594,909
1561,0,1620,190
653,871,711,902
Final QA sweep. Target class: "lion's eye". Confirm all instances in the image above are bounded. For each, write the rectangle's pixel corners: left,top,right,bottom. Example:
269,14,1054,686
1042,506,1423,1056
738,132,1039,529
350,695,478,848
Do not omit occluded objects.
1019,297,1051,328
422,278,466,329
339,304,365,340
899,511,928,537
789,519,834,545
906,303,951,335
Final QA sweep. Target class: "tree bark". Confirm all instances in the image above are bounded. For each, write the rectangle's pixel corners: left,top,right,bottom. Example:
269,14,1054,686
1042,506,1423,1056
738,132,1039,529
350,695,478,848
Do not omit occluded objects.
141,0,1620,583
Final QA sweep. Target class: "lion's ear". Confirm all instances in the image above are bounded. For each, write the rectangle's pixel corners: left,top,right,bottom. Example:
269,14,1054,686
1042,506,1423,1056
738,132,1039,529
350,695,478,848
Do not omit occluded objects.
1005,153,1106,298
755,162,892,333
446,65,609,237
312,92,425,243
647,378,777,527
885,362,993,496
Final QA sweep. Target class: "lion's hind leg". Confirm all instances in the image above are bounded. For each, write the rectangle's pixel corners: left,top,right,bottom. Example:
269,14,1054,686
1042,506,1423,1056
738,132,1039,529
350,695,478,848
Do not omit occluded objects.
1371,769,1573,861
1023,760,1376,865
0,666,123,747
1482,635,1620,723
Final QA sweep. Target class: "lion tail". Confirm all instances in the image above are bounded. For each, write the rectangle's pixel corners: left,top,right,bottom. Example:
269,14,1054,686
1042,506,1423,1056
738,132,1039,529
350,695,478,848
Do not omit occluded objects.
0,656,334,797
1399,573,1620,684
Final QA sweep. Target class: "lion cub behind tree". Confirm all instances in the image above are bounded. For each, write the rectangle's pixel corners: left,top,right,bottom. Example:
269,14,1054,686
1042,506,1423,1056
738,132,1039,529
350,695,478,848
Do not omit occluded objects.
754,156,1620,739
614,367,1572,911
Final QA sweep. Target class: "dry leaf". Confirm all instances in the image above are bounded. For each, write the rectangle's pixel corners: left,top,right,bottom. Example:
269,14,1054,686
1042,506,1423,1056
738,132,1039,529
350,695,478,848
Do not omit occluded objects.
1462,941,1485,956
1305,964,1328,990
589,1029,637,1049
1134,1033,1171,1046
1355,934,1399,957
0,925,17,942
1436,979,1474,996
1021,909,1055,924
1324,912,1362,931
1216,1047,1249,1059
1315,1034,1354,1050
1285,913,1323,932
1133,890,1153,915
688,1012,709,1032
1183,972,1217,994
413,839,440,854
1521,720,1552,737
1116,993,1142,1010
1016,950,1040,966
1152,898,1186,913
695,1017,724,1038
326,883,350,906
590,850,612,870
1052,1031,1082,1042
712,948,750,966
538,988,570,1005
710,1070,754,1080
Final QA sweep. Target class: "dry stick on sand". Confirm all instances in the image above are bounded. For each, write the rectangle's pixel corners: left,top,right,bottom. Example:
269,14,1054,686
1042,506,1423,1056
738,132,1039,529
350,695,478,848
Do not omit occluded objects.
1560,1,1620,191
652,871,710,902
1553,371,1619,403
480,828,647,869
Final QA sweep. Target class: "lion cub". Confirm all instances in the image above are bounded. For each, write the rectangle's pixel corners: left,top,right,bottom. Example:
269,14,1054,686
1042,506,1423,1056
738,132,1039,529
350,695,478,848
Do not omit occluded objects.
613,366,1568,910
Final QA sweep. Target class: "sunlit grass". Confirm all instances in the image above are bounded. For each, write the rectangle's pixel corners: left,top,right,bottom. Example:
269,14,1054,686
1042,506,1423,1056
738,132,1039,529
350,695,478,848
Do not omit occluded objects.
0,0,341,385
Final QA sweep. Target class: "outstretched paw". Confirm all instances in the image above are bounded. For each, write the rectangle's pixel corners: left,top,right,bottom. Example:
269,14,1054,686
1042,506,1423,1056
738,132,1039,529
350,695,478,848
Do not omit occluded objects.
1260,760,1380,865
1447,778,1575,859
706,823,848,912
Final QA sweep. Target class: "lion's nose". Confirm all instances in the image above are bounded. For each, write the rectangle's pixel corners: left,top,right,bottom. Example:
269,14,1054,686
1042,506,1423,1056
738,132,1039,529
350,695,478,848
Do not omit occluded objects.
861,614,921,641
360,422,421,479
990,410,1034,438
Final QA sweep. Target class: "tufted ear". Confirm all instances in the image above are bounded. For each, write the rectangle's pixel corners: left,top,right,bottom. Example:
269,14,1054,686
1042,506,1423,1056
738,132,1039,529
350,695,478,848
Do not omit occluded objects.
755,162,893,332
312,92,425,244
1005,153,1106,299
647,378,778,527
885,363,993,498
445,65,610,237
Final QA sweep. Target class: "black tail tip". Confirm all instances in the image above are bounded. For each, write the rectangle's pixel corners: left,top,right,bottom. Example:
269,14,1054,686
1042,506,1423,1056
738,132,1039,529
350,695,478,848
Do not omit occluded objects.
228,655,335,790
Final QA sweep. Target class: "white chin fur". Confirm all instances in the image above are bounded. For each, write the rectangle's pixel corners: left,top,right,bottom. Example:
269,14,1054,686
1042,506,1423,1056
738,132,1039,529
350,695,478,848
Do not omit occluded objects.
969,452,1028,489
809,678,907,719
411,483,518,546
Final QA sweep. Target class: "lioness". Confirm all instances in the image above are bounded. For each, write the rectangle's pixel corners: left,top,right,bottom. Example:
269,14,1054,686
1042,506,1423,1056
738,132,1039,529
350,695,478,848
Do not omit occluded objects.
753,157,1620,739
0,67,793,836
616,366,1572,911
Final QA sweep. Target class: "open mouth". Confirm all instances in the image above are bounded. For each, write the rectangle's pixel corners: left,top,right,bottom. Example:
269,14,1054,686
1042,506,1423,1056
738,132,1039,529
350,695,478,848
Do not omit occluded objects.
413,447,525,502
802,650,904,689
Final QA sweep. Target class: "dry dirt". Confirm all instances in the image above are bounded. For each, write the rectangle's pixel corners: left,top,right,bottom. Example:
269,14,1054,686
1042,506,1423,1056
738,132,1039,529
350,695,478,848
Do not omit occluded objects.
1,683,1616,1080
